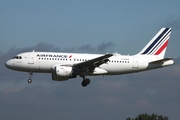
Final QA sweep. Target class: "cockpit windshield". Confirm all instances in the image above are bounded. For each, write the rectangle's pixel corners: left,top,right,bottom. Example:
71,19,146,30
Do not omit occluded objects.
12,56,22,59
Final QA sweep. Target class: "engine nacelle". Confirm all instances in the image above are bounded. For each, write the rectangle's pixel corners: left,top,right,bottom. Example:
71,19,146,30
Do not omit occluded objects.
56,66,72,77
52,66,75,81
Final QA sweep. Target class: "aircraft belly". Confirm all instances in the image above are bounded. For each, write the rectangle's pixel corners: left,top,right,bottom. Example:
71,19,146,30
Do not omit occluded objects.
100,64,133,75
26,62,52,73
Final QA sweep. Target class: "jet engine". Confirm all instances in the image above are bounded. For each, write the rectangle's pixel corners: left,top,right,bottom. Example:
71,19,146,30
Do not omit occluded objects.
52,66,76,81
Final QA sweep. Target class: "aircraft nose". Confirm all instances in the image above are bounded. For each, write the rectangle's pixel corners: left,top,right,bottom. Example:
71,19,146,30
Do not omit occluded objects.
5,60,13,69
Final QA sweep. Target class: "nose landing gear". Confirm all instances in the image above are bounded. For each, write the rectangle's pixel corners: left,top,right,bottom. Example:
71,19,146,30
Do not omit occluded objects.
28,72,33,83
28,79,32,83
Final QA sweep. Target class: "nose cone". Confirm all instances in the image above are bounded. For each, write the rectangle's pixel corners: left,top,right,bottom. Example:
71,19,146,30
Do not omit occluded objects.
5,60,13,69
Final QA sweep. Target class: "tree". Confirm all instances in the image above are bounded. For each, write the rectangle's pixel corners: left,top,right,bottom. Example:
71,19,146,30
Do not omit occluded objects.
126,113,169,120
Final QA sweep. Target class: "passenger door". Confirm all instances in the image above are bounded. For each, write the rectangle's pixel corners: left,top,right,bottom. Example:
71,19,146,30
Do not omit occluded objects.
28,53,34,64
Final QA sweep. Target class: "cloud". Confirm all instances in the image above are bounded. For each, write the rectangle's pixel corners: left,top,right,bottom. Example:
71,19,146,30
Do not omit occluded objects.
19,41,113,53
77,44,95,53
34,42,61,52
77,41,114,53
1,45,180,120
97,41,114,52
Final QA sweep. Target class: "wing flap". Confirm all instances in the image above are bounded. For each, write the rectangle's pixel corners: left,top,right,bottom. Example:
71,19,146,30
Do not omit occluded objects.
72,53,113,74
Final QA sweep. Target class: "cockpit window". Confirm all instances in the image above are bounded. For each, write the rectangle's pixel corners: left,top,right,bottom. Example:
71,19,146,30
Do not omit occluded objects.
12,56,22,59
12,56,18,59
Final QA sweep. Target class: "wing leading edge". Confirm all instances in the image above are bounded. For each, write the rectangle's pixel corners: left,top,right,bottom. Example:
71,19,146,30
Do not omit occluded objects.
74,53,113,67
73,53,113,74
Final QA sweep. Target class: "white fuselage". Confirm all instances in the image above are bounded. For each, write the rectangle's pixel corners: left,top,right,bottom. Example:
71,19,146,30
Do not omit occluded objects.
5,52,174,76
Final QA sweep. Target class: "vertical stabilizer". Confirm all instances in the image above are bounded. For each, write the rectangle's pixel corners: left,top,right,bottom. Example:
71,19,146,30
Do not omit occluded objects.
137,28,172,59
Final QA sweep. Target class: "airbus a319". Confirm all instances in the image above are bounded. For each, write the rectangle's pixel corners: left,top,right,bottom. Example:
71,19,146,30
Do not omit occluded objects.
5,28,174,87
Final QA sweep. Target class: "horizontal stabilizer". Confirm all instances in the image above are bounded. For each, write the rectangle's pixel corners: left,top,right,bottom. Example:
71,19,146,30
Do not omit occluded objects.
149,58,173,64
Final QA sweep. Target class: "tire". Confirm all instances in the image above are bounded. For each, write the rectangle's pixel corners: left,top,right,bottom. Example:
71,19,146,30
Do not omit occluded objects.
28,79,32,83
81,78,90,87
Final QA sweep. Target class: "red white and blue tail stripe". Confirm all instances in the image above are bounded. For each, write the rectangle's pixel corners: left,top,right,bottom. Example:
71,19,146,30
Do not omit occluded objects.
138,28,172,58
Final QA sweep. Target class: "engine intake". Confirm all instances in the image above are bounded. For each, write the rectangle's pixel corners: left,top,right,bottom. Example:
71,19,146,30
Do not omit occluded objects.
52,66,76,81
56,66,72,77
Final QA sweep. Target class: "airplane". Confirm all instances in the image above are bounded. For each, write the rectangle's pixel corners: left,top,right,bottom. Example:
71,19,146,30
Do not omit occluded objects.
5,28,174,87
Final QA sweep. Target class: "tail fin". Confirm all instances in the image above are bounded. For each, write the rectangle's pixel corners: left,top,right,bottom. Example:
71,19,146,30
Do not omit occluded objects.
137,28,172,59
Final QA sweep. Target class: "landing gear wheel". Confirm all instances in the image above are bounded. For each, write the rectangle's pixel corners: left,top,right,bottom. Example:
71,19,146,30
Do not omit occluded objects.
81,78,91,87
28,72,33,83
28,79,32,83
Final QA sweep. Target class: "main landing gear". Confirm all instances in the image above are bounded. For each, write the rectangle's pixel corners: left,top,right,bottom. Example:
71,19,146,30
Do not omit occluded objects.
28,72,33,83
81,76,91,87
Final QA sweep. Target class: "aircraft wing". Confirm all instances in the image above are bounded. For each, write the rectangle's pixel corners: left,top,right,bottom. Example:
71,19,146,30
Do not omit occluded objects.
74,53,113,67
73,53,113,73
